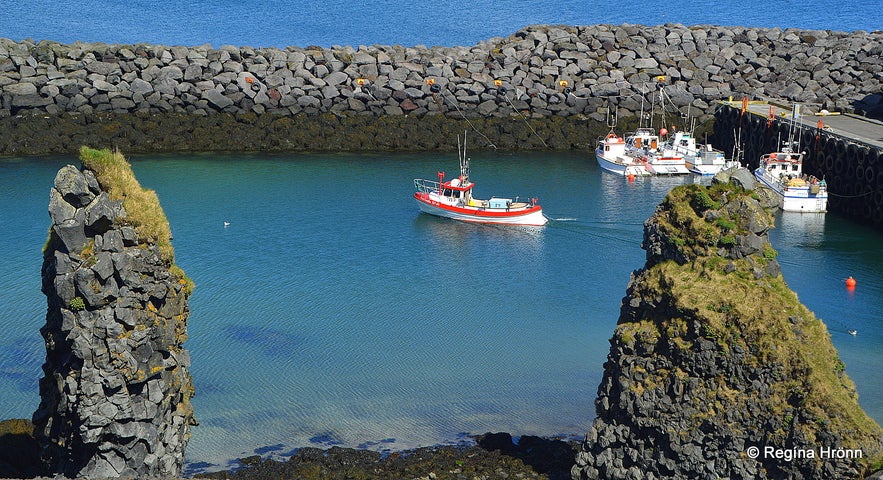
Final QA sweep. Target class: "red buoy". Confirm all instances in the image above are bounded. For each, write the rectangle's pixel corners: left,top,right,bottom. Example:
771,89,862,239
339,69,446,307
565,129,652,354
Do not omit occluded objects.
845,276,857,288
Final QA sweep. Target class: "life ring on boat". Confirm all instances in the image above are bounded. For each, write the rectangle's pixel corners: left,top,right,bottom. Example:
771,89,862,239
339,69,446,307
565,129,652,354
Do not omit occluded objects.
606,133,617,140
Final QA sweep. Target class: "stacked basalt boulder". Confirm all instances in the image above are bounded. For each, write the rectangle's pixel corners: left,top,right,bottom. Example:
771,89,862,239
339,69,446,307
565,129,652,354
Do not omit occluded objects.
1,24,882,153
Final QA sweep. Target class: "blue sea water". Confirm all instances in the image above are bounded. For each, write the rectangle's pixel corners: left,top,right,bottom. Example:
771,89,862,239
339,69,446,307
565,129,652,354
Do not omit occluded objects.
1,153,881,471
1,0,880,49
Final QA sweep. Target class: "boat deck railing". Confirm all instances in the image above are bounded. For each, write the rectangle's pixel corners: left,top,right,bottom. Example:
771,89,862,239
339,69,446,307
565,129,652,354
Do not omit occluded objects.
414,178,442,194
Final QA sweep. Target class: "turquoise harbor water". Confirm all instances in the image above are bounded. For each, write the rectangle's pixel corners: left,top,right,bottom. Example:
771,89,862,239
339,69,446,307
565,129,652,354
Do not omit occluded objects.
1,153,882,471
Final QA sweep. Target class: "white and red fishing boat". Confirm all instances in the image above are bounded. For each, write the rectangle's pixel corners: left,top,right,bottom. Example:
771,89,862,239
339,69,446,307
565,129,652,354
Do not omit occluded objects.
414,135,547,226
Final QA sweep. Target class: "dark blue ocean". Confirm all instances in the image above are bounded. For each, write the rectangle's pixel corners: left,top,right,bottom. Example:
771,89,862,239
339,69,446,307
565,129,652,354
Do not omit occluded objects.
1,0,880,49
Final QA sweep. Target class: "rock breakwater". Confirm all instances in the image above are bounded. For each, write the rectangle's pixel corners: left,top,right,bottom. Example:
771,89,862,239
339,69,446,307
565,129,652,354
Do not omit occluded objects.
1,24,882,154
34,147,195,477
572,170,883,479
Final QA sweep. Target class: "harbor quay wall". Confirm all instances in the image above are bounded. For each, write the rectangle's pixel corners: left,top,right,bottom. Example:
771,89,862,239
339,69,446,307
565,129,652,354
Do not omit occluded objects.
714,104,883,229
1,24,882,155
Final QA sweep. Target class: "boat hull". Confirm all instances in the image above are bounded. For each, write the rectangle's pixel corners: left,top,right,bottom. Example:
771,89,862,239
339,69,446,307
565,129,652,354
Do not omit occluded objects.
645,159,690,175
754,169,828,213
595,151,649,176
686,160,726,176
414,194,548,225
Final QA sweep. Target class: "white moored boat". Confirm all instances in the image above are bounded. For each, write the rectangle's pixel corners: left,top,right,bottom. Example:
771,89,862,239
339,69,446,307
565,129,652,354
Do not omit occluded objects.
413,135,548,226
666,130,737,176
753,104,828,213
754,145,828,213
624,128,690,175
595,132,650,177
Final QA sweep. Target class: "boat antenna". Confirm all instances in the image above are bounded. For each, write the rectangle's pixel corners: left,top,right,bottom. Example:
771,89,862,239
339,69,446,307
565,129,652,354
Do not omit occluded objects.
792,103,804,152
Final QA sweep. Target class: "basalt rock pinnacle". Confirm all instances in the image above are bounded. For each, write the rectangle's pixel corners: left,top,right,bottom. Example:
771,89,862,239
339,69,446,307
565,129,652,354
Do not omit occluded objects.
33,147,195,477
572,169,883,480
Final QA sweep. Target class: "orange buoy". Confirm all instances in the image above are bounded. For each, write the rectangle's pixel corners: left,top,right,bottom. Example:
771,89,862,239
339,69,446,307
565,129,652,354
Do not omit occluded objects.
626,173,635,182
845,276,857,288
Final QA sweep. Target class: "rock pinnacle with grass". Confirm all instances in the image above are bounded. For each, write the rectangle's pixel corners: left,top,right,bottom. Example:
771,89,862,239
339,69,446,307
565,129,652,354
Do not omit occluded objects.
33,147,196,477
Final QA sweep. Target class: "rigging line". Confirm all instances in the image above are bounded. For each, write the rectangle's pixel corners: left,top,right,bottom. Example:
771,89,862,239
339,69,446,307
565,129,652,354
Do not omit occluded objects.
827,190,876,198
503,90,549,148
546,221,643,245
440,91,497,149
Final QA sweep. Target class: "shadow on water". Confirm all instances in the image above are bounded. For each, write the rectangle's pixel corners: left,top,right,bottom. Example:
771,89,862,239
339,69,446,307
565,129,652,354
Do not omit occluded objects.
221,324,307,357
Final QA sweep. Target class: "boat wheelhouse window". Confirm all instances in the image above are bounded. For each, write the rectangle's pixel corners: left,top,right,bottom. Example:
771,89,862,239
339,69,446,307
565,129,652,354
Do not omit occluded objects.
442,188,460,198
791,164,799,172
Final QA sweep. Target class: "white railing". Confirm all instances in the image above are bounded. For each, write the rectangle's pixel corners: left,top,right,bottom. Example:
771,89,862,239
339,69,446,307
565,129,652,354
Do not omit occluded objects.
414,178,441,193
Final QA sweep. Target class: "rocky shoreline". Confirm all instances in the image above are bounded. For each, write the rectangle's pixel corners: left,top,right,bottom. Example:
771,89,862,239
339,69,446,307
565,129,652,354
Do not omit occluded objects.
195,433,577,480
2,24,882,154
0,422,576,480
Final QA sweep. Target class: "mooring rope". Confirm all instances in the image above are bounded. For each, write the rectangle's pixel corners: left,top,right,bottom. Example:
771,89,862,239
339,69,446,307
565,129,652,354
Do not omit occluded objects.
827,189,878,199
439,91,497,149
503,90,549,148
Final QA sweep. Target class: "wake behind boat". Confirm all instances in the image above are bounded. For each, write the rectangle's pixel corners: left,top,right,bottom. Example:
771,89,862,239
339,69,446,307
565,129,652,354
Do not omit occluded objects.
413,135,547,226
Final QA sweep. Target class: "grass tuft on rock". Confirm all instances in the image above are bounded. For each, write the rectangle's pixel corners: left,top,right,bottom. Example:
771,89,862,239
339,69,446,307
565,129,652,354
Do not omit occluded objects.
79,146,193,295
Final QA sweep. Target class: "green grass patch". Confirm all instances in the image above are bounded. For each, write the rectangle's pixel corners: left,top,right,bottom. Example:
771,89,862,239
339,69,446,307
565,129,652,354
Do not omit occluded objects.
715,218,736,231
68,296,85,311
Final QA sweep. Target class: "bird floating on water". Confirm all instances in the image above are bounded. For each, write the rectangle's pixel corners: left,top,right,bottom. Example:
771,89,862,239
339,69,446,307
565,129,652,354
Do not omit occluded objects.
224,221,230,227
848,329,857,336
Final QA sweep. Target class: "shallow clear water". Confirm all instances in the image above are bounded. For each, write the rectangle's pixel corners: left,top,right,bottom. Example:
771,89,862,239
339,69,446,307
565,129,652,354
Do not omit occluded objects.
1,152,880,472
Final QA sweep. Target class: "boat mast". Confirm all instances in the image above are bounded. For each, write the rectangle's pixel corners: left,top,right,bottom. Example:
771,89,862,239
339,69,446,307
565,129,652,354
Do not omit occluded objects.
458,131,470,181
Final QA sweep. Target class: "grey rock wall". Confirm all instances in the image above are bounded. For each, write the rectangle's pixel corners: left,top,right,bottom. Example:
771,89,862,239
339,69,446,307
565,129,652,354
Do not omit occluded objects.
34,164,195,477
1,24,881,122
